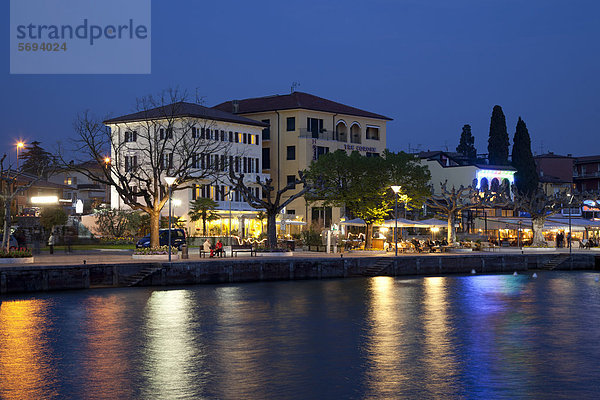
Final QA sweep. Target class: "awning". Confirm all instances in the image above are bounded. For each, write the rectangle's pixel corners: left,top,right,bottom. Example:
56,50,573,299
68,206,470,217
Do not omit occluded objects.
417,218,447,227
340,218,367,226
483,217,588,232
280,219,307,226
382,218,430,228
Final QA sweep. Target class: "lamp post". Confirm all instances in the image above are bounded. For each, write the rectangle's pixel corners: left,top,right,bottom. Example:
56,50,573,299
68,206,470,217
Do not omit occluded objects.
228,189,233,245
15,142,25,215
567,193,573,256
164,176,177,262
16,142,24,170
391,185,401,257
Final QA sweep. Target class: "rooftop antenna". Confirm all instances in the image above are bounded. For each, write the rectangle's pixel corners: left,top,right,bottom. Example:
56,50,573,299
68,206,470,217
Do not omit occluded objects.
291,81,300,93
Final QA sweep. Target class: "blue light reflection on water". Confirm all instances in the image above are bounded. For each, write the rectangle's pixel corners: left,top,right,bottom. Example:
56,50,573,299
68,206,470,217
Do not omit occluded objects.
1,272,600,399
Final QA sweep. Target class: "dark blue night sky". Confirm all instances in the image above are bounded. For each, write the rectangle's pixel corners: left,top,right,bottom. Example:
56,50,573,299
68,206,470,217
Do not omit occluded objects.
2,0,599,160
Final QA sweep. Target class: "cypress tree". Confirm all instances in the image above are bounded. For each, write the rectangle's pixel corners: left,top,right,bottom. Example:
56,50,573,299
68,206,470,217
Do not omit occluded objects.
512,117,539,194
488,105,510,165
20,141,53,177
456,124,476,163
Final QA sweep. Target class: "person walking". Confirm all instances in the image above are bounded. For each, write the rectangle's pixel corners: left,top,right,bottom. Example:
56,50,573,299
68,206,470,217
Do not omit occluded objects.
48,232,55,254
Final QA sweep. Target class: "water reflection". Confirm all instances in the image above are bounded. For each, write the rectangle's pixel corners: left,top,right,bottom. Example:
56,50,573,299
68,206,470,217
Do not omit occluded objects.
141,290,204,399
0,299,58,400
212,286,275,399
1,273,600,399
422,277,461,397
80,295,136,400
364,277,410,397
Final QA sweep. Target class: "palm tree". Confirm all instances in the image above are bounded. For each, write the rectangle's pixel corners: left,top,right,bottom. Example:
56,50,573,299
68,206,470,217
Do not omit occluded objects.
188,198,219,235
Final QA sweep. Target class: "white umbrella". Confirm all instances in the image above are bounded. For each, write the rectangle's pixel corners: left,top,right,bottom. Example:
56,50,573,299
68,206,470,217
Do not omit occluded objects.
382,218,429,228
340,218,367,226
417,218,447,227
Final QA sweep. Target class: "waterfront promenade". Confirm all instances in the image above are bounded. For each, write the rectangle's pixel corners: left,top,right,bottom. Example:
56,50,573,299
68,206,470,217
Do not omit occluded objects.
1,247,598,295
8,247,600,267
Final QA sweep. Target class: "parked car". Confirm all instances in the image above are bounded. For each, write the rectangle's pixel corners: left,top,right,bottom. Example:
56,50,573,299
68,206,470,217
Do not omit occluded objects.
136,229,186,250
8,235,18,250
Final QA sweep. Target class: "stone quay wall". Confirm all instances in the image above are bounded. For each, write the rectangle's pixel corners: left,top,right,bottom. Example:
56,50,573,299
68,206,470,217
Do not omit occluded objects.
1,253,599,295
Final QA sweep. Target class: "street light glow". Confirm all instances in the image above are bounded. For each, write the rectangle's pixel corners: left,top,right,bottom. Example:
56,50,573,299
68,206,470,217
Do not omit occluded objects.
31,196,58,204
164,176,176,186
391,185,401,194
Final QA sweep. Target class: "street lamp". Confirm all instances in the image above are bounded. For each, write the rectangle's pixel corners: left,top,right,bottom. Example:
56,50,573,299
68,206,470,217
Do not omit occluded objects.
16,141,24,170
567,193,574,256
15,142,25,215
391,185,401,256
164,176,177,262
228,189,233,244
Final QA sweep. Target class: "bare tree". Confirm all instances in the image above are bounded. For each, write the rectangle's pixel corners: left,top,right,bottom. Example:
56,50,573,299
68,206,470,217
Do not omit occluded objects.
427,180,507,244
61,89,232,248
512,186,570,247
0,156,44,251
229,170,312,250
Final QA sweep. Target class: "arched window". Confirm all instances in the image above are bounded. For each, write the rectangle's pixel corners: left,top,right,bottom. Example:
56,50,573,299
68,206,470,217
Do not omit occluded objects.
502,178,511,195
350,123,361,144
491,178,500,192
480,177,489,191
336,121,348,142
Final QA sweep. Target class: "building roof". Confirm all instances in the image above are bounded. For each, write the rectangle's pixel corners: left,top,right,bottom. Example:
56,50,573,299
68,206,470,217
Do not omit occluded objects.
534,152,573,159
104,102,268,127
539,174,570,184
418,151,514,170
575,155,600,164
213,91,393,121
474,164,516,171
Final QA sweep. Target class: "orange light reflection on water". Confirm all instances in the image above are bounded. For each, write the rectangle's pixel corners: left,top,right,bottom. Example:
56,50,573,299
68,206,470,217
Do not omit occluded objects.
364,276,409,396
422,277,460,396
0,299,58,400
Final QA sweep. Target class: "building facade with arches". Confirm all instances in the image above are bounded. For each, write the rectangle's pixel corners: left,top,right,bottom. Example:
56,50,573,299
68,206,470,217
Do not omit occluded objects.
418,151,516,195
213,91,391,227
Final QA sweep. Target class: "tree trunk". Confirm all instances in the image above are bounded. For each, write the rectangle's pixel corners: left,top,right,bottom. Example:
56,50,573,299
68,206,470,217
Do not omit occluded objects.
2,197,11,251
531,216,546,247
447,213,456,244
267,212,277,250
365,223,373,249
202,216,207,236
150,210,160,248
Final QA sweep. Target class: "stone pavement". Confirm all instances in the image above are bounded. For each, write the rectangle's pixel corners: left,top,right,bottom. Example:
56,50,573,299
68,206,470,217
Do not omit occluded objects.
12,247,599,267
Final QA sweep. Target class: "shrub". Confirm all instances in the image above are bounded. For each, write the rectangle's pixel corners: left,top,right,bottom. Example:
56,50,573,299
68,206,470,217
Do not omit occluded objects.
0,249,33,258
133,246,178,255
301,227,321,246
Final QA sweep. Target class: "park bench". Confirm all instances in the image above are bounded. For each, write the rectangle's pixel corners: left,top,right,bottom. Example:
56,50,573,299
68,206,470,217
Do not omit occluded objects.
231,244,256,257
200,248,226,258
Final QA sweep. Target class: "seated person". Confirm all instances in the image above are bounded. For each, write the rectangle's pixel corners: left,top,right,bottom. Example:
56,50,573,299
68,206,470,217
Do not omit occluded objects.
411,238,422,252
213,240,224,257
203,239,212,256
424,239,435,252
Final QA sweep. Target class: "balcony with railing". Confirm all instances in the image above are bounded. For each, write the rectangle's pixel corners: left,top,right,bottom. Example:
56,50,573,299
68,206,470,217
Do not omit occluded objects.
573,171,600,179
299,128,348,142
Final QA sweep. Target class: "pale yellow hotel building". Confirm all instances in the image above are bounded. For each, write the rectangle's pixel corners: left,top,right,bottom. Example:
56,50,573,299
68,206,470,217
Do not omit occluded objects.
214,91,392,228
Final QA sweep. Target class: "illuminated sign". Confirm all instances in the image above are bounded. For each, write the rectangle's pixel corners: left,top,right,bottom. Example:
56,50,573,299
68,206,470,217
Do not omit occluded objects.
475,169,515,189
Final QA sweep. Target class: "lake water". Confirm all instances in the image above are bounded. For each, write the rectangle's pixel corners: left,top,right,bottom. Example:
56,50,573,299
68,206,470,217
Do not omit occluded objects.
1,272,600,399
